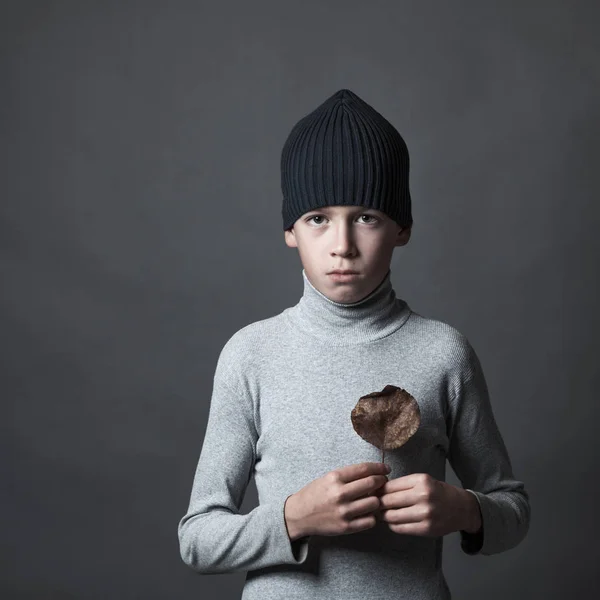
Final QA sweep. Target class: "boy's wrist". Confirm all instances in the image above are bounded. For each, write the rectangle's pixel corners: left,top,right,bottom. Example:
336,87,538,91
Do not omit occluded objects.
461,489,483,534
284,494,306,541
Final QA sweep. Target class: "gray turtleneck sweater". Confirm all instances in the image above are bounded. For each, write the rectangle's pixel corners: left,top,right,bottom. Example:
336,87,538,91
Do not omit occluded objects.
178,269,530,599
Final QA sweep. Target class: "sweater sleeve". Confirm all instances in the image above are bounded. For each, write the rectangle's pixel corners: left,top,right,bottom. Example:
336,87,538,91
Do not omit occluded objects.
177,348,311,573
446,337,531,556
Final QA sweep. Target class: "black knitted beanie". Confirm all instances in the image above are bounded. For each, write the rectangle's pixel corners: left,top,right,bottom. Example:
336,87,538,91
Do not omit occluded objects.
281,88,413,231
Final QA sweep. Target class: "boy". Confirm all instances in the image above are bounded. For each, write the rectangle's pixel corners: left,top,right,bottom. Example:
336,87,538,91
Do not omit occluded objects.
178,89,530,599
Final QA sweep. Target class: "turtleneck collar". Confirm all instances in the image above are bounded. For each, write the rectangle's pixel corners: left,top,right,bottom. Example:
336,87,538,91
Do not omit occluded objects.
285,268,412,345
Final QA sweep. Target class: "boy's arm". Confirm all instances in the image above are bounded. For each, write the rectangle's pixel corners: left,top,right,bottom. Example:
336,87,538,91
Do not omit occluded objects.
446,337,531,556
177,350,310,574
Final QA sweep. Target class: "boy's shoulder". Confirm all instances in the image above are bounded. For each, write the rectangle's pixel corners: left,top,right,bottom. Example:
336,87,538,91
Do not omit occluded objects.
408,309,469,343
215,312,286,372
406,310,477,373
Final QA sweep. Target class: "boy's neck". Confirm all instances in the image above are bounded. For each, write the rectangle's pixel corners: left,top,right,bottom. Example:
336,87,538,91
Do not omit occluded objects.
286,269,411,345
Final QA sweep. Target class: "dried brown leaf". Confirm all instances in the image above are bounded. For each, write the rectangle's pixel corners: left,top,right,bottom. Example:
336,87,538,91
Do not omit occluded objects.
351,384,421,463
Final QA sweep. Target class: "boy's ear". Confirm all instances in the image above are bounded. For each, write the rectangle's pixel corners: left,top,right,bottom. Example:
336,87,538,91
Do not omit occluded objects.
284,228,298,248
396,226,411,246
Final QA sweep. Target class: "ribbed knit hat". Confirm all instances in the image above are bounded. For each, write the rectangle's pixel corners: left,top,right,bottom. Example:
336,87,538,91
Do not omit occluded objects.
281,88,412,231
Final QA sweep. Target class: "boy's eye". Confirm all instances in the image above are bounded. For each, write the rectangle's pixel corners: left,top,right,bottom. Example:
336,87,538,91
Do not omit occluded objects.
306,214,376,224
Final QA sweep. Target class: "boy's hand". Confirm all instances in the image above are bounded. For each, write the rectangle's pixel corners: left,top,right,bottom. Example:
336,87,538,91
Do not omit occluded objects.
373,473,477,537
284,462,390,540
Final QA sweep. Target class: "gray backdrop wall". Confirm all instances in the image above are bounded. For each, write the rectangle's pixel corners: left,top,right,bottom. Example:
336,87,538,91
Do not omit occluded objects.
2,1,599,598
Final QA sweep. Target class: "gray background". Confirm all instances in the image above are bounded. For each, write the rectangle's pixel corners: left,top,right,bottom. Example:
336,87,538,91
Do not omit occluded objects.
2,1,598,598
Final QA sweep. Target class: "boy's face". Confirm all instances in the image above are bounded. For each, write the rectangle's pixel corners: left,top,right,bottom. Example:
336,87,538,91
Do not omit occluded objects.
284,205,411,304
